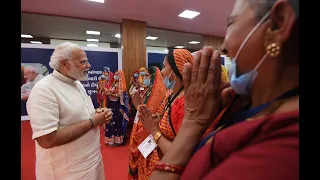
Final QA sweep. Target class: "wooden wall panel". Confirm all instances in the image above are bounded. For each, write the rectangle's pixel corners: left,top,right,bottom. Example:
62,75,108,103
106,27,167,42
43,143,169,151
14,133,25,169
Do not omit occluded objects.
121,19,147,88
203,35,225,51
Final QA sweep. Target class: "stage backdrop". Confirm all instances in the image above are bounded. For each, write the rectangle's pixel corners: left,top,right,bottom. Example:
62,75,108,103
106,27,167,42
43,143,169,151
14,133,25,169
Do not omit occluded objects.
21,43,122,121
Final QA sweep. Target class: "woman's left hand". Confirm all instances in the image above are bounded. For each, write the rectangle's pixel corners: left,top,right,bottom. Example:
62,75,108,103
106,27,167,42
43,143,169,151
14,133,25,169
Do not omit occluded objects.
139,105,161,134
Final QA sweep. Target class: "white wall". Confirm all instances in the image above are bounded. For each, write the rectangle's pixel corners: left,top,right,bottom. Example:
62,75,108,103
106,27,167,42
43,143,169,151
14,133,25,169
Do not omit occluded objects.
146,46,168,52
50,39,110,48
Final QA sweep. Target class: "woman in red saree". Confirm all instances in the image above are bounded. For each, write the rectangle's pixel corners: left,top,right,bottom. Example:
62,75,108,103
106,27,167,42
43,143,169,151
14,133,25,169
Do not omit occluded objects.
129,70,140,94
97,68,114,108
150,0,299,179
128,66,167,180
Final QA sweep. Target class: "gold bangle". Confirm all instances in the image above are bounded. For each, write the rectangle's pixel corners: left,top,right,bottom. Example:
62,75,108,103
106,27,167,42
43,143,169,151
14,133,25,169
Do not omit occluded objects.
153,131,163,144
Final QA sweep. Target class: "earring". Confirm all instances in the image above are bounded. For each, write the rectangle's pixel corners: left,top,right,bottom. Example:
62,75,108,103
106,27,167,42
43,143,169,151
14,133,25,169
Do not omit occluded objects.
266,42,281,58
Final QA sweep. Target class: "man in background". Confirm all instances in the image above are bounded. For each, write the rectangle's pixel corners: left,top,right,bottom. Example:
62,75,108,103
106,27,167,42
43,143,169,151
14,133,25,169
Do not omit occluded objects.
21,66,44,101
27,42,112,180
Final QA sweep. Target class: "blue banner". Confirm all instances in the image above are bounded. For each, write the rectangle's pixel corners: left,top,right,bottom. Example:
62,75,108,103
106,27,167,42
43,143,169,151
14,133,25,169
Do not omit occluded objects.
221,56,225,66
147,52,166,68
21,47,119,117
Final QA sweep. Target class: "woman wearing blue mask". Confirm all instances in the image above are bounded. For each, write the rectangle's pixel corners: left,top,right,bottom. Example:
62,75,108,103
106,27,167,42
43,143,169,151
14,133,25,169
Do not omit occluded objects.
150,0,299,179
105,70,129,147
97,68,114,109
129,70,141,94
128,70,141,137
136,49,195,179
128,66,168,180
138,67,147,88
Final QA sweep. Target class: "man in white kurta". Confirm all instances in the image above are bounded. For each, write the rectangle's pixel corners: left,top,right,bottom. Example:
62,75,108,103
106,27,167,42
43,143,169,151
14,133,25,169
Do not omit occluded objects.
27,42,111,180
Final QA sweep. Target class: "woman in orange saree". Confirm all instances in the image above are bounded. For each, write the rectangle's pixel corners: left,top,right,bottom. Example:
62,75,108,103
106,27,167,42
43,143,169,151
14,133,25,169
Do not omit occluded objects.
128,66,168,180
136,49,230,180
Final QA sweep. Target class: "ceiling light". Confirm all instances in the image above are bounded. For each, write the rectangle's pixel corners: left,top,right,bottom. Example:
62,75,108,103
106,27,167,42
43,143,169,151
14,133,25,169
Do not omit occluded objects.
86,30,100,35
188,41,200,44
21,34,33,38
164,49,169,52
146,36,158,40
115,34,121,38
178,10,200,19
30,41,42,44
87,39,99,42
87,43,98,47
87,0,105,3
175,46,185,49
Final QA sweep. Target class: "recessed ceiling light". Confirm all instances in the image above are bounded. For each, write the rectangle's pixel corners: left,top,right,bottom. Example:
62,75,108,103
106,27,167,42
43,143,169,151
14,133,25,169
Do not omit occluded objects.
146,36,158,40
87,43,98,47
86,30,100,35
178,10,200,19
188,41,200,44
21,34,33,38
30,41,42,44
88,0,105,3
175,46,185,49
87,39,99,42
115,34,121,38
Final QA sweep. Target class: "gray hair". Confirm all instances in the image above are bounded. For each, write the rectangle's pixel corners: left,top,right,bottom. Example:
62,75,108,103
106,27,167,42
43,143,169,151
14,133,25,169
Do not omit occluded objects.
49,42,82,70
249,0,299,20
248,0,299,65
24,66,38,74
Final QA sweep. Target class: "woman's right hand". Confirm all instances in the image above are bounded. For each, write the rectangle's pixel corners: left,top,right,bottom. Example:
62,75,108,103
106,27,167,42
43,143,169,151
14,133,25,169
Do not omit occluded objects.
131,91,142,108
182,47,230,129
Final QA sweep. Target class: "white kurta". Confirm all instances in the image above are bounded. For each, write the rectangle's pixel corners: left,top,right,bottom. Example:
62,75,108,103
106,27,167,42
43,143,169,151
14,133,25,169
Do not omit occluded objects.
27,70,105,180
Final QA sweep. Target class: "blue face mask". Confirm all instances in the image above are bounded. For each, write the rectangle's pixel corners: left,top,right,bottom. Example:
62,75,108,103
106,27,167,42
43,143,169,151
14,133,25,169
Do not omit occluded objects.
229,11,270,95
144,78,151,87
134,73,139,78
106,77,109,81
140,71,145,76
114,75,119,80
100,75,106,79
163,70,176,90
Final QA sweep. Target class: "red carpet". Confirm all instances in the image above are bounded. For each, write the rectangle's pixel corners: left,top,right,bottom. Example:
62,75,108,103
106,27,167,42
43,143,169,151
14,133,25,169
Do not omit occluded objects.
21,121,129,180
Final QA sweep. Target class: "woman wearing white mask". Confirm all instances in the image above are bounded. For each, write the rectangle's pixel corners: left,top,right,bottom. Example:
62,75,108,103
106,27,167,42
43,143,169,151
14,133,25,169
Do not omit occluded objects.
150,0,299,179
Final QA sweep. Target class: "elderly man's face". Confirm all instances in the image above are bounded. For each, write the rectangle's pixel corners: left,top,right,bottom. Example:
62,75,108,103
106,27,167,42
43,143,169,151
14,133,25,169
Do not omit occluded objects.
66,49,91,81
24,70,37,82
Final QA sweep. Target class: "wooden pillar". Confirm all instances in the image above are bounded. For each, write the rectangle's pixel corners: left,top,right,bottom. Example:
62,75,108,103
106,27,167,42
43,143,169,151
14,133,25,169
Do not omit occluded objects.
120,19,147,88
203,35,225,51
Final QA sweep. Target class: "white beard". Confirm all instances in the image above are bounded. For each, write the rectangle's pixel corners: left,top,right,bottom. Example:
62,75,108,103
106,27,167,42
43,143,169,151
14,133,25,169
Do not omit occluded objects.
67,64,89,81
